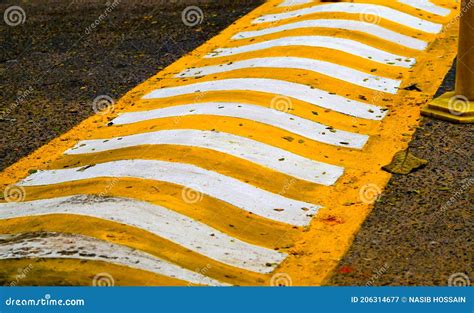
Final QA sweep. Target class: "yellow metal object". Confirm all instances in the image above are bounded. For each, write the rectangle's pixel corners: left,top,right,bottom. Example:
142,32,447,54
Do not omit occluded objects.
422,0,474,123
456,0,474,99
422,91,474,123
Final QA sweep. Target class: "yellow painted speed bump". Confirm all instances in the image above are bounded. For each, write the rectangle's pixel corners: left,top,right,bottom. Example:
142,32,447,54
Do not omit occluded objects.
0,0,462,286
422,0,474,123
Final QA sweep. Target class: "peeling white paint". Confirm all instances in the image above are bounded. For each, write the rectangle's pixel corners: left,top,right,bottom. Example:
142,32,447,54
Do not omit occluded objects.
0,232,228,286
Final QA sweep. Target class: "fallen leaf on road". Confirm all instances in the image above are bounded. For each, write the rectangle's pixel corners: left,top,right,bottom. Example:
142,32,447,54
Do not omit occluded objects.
382,150,428,174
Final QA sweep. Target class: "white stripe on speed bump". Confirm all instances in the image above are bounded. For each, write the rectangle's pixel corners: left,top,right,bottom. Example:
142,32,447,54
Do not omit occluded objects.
142,78,387,120
279,0,312,7
0,195,286,273
0,232,228,286
112,103,369,149
18,160,321,226
232,19,428,51
206,36,415,68
66,130,344,185
253,2,443,34
397,0,451,16
177,57,401,93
